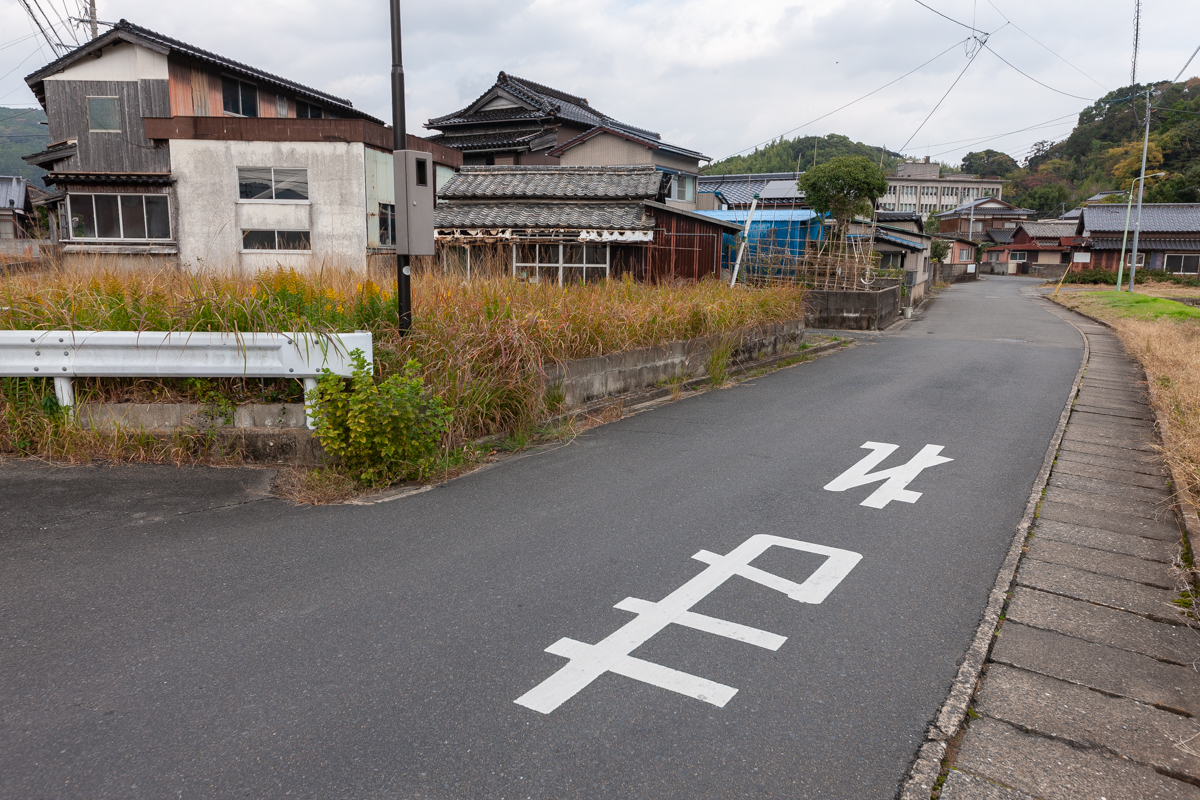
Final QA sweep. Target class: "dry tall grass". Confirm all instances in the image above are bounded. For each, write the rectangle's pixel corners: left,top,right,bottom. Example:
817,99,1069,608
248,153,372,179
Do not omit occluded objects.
1,261,806,454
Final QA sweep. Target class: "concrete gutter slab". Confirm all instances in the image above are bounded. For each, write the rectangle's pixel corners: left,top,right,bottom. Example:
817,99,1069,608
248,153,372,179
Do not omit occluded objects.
1016,558,1181,621
1025,538,1176,588
1032,519,1176,562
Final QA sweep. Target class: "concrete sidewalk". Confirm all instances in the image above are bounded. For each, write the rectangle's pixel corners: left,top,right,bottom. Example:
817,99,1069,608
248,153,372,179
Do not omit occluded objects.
937,310,1200,798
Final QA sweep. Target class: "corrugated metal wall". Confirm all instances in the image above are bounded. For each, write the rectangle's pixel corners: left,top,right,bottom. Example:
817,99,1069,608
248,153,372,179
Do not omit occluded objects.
646,207,723,281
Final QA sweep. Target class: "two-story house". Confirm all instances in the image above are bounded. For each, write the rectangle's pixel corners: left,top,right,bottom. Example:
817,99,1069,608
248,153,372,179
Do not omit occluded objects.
23,20,459,269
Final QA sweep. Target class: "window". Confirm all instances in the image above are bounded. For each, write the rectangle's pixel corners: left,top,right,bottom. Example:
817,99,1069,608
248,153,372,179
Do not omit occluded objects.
379,203,395,247
988,251,1000,262
241,230,311,251
512,242,609,285
1010,251,1028,262
1166,254,1200,274
972,221,983,232
237,168,309,201
669,174,695,202
68,193,170,240
222,76,258,117
296,101,322,119
1125,252,1146,266
959,248,970,261
878,252,903,269
87,97,120,132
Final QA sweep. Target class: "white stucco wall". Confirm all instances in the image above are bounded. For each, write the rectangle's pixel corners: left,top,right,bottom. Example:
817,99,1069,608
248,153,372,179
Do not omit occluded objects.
44,41,168,82
170,139,368,270
559,133,653,166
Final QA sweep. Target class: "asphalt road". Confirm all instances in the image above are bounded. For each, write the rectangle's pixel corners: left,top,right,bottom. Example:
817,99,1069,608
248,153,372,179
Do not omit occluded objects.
0,277,1084,800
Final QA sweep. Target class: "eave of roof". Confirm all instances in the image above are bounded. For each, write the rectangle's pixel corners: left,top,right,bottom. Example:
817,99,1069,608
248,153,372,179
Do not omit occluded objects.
644,201,744,232
547,125,708,161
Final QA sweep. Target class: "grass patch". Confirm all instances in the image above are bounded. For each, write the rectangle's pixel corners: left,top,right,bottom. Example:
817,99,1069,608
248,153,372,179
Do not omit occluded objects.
1064,292,1200,322
0,262,805,479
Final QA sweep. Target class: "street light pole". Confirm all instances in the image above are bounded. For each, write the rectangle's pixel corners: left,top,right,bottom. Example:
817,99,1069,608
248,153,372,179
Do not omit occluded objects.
1128,89,1151,292
390,0,412,335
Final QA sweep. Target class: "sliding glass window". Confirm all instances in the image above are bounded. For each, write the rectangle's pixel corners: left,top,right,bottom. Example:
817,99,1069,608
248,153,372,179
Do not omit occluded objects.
68,194,171,240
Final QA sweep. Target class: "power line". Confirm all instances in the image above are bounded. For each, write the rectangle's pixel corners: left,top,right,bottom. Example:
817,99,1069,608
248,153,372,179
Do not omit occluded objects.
900,40,984,153
983,0,1107,91
713,37,969,163
1172,44,1200,84
981,43,1096,101
911,0,986,32
918,114,1077,149
923,116,1078,158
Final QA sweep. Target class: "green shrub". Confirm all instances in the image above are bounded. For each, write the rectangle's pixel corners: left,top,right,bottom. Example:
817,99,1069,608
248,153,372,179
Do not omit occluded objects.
1138,270,1200,288
1061,269,1118,285
311,349,451,487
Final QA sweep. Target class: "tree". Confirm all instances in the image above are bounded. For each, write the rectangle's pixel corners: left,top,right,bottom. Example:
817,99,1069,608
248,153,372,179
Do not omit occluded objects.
798,155,889,235
961,149,1018,177
1015,184,1071,218
930,238,951,263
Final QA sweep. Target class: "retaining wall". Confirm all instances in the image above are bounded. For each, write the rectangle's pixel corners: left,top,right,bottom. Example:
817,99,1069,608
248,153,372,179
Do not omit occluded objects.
543,320,806,408
804,284,901,330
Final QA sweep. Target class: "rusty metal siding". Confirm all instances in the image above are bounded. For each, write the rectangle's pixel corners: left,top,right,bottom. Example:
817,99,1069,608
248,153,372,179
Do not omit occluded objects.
646,207,722,281
167,59,193,115
44,79,171,174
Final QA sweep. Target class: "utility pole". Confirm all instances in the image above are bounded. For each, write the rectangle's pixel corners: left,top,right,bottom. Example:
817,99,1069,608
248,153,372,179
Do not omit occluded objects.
390,0,412,334
1128,89,1151,292
89,0,98,40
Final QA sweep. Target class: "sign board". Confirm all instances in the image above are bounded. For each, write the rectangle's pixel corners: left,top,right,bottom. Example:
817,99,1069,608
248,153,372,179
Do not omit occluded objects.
967,263,976,273
1073,252,1091,263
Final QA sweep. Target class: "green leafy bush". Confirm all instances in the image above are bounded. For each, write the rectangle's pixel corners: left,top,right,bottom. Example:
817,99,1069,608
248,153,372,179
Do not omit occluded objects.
1061,269,1118,285
311,349,451,487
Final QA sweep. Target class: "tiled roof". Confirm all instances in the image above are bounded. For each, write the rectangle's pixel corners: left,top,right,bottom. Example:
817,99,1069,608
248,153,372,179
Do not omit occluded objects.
936,197,1033,217
986,229,1015,244
1088,236,1200,251
0,176,28,211
697,172,803,205
1020,221,1077,239
435,202,654,231
428,72,656,139
876,210,924,225
1081,203,1200,234
439,165,666,201
427,130,545,151
26,20,376,121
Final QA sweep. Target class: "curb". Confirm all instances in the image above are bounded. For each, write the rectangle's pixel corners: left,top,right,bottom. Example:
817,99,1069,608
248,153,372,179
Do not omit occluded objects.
1044,296,1200,586
896,296,1091,800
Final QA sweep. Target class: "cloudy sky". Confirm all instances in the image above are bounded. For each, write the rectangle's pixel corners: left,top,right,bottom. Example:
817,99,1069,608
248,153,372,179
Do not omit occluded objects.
1,0,1197,167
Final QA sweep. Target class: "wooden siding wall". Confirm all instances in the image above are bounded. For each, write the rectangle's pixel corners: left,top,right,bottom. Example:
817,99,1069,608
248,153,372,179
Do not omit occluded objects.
644,208,724,281
45,79,171,173
167,58,287,119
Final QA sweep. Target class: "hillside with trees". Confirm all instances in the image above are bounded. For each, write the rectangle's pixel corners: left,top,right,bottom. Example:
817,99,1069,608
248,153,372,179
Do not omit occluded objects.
706,133,901,175
962,78,1200,218
0,107,49,187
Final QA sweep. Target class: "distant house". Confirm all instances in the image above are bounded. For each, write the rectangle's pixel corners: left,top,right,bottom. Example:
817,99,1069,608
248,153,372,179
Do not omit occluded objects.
425,72,707,210
982,220,1078,276
936,235,979,280
0,176,36,240
433,165,742,282
936,197,1034,239
1075,203,1200,275
22,19,459,269
696,172,805,211
846,218,934,302
878,158,1005,214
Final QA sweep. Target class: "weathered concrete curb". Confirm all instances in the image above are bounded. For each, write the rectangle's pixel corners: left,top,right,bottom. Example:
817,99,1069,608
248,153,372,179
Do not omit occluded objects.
542,320,805,408
1044,297,1200,585
896,297,1091,800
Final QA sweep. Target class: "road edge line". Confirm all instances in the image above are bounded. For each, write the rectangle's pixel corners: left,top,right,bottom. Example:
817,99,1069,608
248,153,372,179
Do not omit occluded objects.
895,297,1090,800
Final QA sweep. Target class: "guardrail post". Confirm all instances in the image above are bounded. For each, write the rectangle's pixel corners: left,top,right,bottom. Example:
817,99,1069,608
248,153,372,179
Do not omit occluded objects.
53,376,74,417
303,378,319,430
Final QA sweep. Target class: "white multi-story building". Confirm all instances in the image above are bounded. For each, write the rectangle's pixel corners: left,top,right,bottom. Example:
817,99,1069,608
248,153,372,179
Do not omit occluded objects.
877,159,1004,215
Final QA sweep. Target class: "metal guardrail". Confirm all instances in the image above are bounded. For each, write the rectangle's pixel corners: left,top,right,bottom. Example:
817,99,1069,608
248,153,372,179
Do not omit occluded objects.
0,330,373,429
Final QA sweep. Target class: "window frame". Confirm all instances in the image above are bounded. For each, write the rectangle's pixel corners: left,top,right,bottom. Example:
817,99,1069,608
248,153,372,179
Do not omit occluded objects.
86,96,121,132
240,229,312,253
236,167,310,204
512,242,611,285
1124,252,1146,267
222,75,259,118
66,192,172,242
1165,253,1199,274
378,202,396,247
1009,251,1028,262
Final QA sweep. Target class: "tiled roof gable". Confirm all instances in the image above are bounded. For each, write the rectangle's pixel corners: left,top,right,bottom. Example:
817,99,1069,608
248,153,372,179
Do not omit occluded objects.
439,165,667,201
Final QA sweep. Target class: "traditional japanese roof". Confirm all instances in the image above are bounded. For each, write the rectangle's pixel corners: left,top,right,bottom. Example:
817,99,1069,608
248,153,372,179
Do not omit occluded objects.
1087,237,1200,251
25,20,378,122
698,172,804,206
935,197,1033,217
44,171,174,186
428,72,656,136
438,165,667,201
1080,203,1200,234
547,125,708,162
427,129,548,153
985,229,1015,244
0,176,29,212
1019,221,1077,239
435,202,655,231
22,140,77,169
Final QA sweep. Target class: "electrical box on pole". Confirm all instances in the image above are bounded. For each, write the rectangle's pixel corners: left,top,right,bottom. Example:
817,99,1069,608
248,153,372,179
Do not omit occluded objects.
393,150,435,256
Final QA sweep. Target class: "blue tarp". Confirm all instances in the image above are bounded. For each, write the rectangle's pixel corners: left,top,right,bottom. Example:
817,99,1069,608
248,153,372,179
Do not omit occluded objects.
694,209,825,270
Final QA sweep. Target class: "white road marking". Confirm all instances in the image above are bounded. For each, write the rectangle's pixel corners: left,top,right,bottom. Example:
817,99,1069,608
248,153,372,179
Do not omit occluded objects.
514,534,861,714
823,441,953,508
